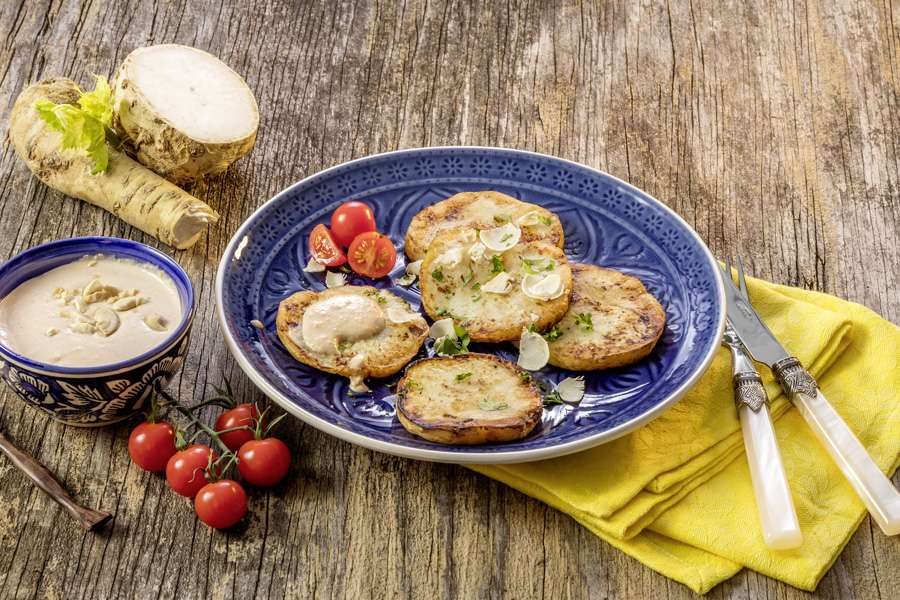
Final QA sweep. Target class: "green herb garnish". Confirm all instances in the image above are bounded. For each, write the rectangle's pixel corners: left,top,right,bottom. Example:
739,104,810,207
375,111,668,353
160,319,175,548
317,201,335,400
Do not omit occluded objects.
542,324,563,342
493,214,510,224
490,255,504,275
435,307,449,317
575,313,594,332
462,269,475,286
34,75,115,174
434,325,471,356
455,372,472,382
543,390,564,406
500,233,513,243
365,289,387,305
337,341,352,352
538,214,553,226
520,256,555,275
431,267,444,282
479,398,508,411
517,371,533,384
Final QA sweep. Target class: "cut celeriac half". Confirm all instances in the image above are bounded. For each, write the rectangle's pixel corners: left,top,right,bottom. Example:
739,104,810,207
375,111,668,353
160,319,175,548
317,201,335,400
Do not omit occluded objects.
521,272,564,301
479,223,521,252
112,44,259,184
517,328,550,370
303,256,326,273
482,271,512,294
325,271,347,288
556,377,586,403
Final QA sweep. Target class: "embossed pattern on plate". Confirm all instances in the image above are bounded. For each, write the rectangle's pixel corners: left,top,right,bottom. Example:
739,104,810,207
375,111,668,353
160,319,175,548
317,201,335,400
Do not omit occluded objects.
216,148,725,463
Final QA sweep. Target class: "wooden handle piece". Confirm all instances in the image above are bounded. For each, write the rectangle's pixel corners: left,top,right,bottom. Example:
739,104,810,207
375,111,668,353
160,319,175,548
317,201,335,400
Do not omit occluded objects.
0,431,112,531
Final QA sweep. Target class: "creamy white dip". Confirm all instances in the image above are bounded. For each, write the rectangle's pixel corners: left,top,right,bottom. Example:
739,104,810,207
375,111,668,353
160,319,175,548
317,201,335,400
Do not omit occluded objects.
0,255,183,367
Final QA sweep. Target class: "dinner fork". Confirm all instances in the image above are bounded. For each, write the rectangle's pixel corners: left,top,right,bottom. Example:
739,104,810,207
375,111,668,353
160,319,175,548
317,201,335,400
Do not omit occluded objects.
722,321,802,549
721,257,900,536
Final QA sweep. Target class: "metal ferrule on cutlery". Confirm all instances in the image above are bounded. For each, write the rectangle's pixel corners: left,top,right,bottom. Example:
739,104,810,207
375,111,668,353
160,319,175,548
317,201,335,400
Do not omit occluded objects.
721,257,900,536
723,325,803,549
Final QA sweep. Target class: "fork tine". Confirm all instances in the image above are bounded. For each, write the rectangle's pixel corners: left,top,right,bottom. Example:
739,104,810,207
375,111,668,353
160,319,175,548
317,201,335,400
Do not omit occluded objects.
736,256,749,298
725,256,733,282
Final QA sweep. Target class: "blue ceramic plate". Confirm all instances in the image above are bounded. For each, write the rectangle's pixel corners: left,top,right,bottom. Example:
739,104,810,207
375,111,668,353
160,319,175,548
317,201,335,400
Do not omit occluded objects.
216,148,725,463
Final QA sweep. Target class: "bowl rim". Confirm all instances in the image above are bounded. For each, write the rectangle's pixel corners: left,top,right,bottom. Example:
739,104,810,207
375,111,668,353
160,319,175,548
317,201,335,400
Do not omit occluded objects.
0,236,195,376
215,146,726,464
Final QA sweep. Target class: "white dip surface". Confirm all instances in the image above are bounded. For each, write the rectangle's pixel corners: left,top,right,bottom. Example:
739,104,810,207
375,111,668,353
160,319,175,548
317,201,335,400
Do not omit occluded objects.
0,255,183,368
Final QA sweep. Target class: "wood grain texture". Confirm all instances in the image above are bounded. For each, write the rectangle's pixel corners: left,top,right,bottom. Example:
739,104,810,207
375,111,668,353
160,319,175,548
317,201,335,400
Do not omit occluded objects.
0,0,897,598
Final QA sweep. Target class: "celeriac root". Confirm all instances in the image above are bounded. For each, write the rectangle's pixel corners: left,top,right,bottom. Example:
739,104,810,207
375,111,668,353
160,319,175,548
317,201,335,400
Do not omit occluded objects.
9,78,219,249
112,44,259,184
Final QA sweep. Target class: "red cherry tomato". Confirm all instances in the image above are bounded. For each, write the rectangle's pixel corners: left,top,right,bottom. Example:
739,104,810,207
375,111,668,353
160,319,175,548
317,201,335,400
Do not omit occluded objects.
330,201,377,247
347,232,397,278
215,404,265,452
166,444,218,498
237,438,291,487
308,224,347,266
194,480,248,529
128,421,177,472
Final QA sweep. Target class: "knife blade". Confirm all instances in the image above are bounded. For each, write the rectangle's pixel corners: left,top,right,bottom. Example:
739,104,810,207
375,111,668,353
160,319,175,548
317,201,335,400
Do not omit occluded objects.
721,281,791,366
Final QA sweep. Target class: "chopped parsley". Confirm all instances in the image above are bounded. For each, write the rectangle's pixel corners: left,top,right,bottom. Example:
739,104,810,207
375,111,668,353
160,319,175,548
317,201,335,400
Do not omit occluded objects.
500,233,513,243
434,325,471,356
521,256,555,274
337,341,352,352
537,214,553,226
431,267,444,282
402,379,422,393
543,390,564,406
542,324,563,342
455,372,472,382
462,269,475,286
479,398,508,411
365,289,387,305
527,323,563,342
517,371,533,384
434,307,449,317
575,313,594,332
493,214,511,224
490,255,504,275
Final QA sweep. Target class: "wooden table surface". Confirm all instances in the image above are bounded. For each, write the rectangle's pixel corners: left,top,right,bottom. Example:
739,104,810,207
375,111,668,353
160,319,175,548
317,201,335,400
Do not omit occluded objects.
0,1,897,598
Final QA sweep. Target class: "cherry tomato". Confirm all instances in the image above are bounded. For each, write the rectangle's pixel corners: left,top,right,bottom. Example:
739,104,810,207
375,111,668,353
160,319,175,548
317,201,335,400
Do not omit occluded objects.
308,224,347,266
237,438,291,487
166,444,218,498
330,201,377,247
128,421,177,472
215,404,264,452
347,232,397,278
194,480,248,529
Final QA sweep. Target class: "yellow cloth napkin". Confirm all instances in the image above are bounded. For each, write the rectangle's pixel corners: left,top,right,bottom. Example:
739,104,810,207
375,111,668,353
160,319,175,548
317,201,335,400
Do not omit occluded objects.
471,276,900,593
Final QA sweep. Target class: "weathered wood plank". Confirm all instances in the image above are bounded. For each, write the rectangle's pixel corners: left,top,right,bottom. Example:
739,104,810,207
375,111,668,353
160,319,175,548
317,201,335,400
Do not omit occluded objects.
0,0,896,598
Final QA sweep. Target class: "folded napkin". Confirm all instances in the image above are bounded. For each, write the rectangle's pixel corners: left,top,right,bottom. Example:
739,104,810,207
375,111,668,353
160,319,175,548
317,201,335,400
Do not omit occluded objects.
471,276,900,593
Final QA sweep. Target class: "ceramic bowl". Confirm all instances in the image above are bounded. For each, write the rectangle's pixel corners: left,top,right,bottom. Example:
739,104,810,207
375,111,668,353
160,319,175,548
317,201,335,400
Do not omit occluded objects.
0,237,194,426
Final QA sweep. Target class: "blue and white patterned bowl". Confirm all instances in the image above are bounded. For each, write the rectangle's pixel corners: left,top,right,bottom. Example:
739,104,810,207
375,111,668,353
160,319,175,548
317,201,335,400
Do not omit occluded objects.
216,147,725,463
0,237,194,427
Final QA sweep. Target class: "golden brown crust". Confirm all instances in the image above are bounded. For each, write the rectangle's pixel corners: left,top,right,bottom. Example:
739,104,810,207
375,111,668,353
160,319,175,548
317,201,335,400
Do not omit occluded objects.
418,228,572,343
396,354,543,445
275,286,428,379
404,191,564,260
546,264,666,370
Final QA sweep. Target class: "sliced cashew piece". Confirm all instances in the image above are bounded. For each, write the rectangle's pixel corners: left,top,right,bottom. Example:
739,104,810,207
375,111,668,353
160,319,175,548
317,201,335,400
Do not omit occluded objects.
92,307,121,337
143,313,170,332
113,296,148,311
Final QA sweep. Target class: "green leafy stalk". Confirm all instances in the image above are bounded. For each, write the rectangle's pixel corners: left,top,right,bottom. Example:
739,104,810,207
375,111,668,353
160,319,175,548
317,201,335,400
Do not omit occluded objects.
33,75,115,175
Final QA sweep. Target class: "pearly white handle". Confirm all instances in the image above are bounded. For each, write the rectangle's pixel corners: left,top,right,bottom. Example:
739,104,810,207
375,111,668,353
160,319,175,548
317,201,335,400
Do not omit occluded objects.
739,403,803,549
792,390,900,535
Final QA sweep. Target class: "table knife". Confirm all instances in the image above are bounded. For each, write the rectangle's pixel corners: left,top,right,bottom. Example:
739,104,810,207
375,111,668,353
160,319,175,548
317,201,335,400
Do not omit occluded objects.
724,286,900,536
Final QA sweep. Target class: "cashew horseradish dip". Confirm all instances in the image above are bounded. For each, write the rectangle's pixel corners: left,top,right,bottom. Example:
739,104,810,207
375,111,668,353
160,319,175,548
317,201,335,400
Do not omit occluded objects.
0,254,182,367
